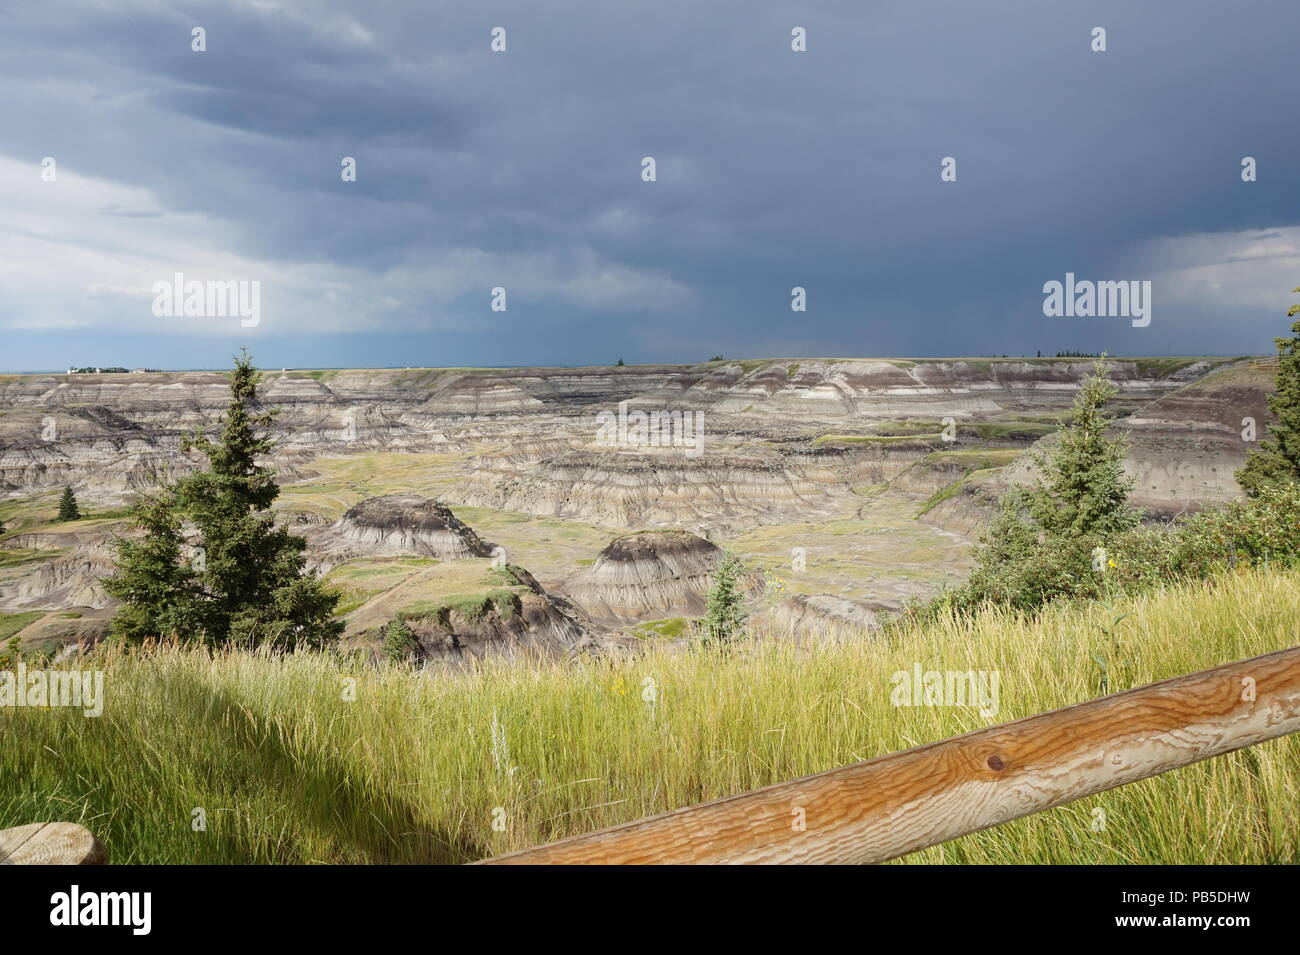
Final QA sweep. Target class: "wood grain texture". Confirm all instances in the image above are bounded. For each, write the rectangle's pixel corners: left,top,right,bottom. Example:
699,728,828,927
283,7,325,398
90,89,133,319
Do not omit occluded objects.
0,823,46,864
0,823,107,865
479,645,1300,865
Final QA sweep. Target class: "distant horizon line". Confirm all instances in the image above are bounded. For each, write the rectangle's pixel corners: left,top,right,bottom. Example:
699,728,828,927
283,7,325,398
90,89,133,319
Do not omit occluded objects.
1,353,1269,376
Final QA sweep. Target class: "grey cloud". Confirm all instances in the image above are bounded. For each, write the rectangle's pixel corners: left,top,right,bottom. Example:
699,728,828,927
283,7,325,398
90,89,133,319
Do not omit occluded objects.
0,0,1298,371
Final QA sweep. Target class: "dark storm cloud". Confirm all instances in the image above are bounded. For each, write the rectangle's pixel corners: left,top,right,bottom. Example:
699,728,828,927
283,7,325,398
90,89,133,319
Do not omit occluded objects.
0,0,1297,370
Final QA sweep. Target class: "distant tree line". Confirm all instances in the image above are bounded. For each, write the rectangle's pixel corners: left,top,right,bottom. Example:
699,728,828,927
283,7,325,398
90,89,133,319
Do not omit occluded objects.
69,366,160,373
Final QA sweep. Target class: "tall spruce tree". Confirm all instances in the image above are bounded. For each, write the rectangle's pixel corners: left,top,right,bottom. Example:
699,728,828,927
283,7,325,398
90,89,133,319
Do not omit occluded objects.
57,487,81,521
960,356,1140,610
106,350,342,649
702,552,748,644
1237,287,1300,496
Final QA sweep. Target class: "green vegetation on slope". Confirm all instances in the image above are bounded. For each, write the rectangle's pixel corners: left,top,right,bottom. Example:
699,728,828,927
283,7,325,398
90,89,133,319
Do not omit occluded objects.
915,467,1003,518
0,611,44,641
396,589,519,623
1237,288,1300,496
923,448,1023,470
629,617,689,640
0,548,56,570
814,433,941,446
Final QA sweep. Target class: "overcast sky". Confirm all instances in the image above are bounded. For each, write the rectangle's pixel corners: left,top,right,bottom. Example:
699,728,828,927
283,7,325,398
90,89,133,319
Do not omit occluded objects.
1,0,1297,371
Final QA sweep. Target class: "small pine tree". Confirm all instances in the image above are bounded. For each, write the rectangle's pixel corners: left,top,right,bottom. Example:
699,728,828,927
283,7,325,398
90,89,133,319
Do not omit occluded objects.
1237,287,1300,496
702,552,748,644
1028,356,1141,540
615,358,625,367
57,487,81,522
382,618,421,664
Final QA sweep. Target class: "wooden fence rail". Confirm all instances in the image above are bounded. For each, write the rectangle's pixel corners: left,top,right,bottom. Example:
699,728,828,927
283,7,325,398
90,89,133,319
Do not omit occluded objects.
480,645,1300,864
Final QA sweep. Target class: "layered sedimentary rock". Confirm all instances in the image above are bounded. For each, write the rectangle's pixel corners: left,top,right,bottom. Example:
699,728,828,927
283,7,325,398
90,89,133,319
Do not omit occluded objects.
566,530,758,622
1119,363,1277,517
917,362,1279,530
0,541,116,610
765,593,886,638
401,592,615,665
0,357,1276,652
0,359,1234,507
459,448,850,529
308,495,492,571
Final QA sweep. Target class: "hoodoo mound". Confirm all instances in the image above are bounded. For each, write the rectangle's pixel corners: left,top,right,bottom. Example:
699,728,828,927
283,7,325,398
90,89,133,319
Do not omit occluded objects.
310,495,492,569
568,530,759,622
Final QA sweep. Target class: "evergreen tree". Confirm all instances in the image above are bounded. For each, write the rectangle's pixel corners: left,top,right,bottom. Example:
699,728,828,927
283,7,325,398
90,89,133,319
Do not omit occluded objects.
959,356,1140,610
104,492,203,642
57,487,81,521
1028,356,1141,540
106,349,342,649
702,552,748,644
1237,287,1300,496
381,618,421,663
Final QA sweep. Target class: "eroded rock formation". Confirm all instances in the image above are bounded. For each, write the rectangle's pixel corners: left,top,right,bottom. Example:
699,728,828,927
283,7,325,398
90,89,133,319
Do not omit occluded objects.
567,530,762,623
307,495,492,571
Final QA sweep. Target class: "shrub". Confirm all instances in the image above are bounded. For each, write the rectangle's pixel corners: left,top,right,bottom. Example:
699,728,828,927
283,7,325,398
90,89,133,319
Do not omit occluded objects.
382,619,422,664
937,358,1140,616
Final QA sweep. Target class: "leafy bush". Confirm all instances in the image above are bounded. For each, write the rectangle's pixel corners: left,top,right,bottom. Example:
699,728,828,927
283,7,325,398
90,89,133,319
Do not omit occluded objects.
905,477,1300,629
1108,484,1300,589
926,358,1139,617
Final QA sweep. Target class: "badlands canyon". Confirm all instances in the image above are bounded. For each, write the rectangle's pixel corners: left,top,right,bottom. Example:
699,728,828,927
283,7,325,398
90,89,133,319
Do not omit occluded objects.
0,357,1276,660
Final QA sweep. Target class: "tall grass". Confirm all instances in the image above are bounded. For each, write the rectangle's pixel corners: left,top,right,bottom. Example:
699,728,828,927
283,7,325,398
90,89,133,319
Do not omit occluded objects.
3,566,1299,864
